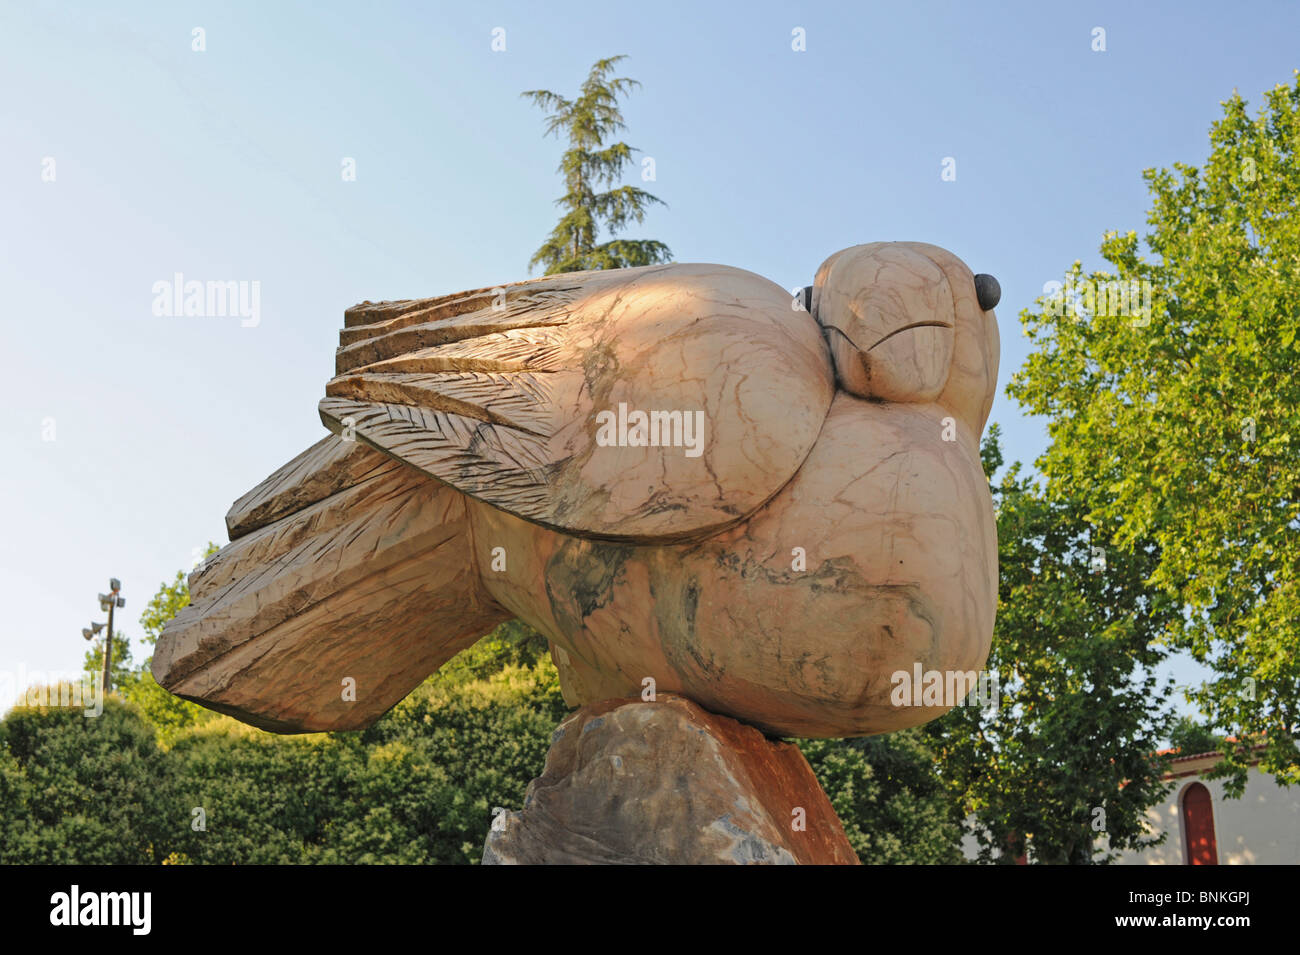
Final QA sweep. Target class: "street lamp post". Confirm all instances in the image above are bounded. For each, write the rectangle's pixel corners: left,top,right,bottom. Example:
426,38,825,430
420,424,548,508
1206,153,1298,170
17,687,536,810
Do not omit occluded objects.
88,578,125,694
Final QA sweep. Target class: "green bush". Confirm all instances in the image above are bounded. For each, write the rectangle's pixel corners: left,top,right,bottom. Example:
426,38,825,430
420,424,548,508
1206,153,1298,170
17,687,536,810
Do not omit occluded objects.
0,695,173,864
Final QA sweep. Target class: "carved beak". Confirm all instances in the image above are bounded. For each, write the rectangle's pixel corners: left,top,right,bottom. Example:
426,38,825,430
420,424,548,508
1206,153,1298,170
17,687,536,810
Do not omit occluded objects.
812,246,957,403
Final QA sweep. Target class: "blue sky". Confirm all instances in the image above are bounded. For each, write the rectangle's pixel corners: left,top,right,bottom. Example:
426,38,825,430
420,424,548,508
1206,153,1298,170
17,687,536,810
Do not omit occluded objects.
2,1,1296,718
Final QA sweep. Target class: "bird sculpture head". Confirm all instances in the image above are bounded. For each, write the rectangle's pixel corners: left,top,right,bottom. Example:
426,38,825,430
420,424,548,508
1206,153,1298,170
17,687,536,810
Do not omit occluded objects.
809,241,1001,438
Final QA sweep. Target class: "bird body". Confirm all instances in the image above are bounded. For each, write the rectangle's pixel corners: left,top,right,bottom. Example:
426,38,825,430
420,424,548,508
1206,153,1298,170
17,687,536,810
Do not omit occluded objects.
154,243,1000,738
470,391,997,738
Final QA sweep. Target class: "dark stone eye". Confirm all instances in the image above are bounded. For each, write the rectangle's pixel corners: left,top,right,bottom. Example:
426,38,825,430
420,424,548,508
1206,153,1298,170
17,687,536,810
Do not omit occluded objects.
974,274,1001,311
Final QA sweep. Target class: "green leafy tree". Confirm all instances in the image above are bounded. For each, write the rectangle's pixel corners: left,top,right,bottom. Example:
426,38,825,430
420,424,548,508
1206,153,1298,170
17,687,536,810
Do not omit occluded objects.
82,629,132,690
523,56,671,274
799,729,963,864
929,427,1178,864
1168,716,1224,756
1008,76,1300,792
118,547,219,744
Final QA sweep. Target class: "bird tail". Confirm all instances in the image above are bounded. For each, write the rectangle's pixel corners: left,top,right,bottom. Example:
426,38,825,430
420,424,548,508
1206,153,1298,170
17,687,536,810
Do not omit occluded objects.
150,435,509,732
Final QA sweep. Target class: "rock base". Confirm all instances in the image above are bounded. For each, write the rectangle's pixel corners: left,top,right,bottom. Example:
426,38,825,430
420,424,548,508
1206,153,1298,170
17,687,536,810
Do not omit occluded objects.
482,694,859,865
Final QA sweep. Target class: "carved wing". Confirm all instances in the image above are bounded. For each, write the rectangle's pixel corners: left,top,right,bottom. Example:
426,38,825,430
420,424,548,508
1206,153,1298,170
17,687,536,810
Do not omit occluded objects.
319,263,835,542
152,436,510,732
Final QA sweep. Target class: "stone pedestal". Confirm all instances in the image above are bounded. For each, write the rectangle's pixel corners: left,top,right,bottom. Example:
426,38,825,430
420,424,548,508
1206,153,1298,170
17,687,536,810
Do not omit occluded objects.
482,694,859,865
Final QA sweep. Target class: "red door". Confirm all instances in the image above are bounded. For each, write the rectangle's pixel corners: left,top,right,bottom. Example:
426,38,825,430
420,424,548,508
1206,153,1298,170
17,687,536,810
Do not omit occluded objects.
1182,782,1218,865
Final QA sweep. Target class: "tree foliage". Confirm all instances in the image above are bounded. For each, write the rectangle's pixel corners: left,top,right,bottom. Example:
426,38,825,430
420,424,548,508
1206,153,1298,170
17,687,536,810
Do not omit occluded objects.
82,629,132,690
120,547,219,745
928,427,1178,864
1,624,566,865
799,729,964,864
1008,76,1300,791
1169,716,1224,756
0,697,173,864
523,56,671,274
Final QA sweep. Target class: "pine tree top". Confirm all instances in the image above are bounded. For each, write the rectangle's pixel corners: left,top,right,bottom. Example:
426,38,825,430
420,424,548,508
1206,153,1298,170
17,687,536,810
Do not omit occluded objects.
522,56,671,274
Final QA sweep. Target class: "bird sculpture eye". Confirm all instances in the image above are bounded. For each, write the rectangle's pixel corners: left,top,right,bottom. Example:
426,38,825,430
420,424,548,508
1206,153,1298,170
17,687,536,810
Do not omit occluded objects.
974,273,1001,311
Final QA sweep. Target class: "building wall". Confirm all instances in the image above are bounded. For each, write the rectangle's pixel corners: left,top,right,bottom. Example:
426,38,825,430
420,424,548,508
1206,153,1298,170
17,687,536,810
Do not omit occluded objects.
1115,764,1300,865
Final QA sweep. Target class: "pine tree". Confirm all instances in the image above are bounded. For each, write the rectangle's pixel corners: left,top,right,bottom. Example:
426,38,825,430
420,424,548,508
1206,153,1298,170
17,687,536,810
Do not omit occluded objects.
522,56,671,274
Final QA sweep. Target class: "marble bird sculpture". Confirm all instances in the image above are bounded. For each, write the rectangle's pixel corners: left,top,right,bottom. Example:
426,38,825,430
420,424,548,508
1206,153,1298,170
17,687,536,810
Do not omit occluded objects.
153,242,1001,738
